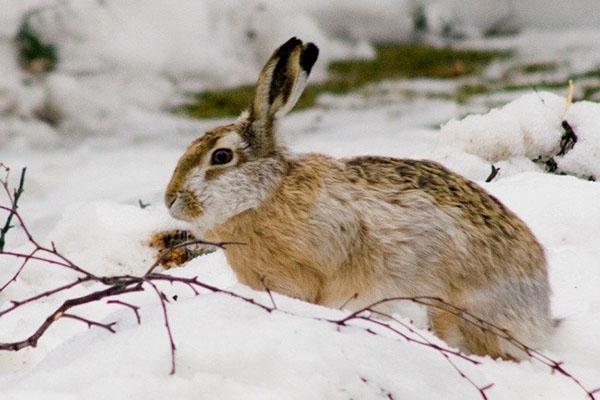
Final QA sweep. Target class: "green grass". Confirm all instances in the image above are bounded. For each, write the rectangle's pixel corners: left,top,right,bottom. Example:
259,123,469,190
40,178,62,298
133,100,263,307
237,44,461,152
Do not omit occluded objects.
178,43,509,119
520,62,558,74
454,80,578,104
16,20,58,74
461,80,600,102
581,85,600,100
455,84,492,103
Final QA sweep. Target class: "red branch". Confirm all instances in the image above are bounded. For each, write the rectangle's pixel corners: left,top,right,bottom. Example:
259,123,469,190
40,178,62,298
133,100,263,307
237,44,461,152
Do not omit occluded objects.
61,313,117,333
146,280,177,374
107,300,141,324
0,283,142,351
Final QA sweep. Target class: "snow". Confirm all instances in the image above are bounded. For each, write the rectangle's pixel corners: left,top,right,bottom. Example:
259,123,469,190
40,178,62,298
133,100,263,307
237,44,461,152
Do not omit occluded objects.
441,92,565,161
2,171,600,399
442,92,600,179
2,90,600,398
2,2,600,399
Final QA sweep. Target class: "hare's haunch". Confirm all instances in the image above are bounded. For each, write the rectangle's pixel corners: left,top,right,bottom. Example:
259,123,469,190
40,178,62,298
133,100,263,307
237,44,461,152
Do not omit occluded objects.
165,37,552,360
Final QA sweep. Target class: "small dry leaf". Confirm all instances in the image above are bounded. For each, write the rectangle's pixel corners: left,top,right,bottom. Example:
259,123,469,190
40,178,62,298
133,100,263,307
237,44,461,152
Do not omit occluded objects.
148,230,211,269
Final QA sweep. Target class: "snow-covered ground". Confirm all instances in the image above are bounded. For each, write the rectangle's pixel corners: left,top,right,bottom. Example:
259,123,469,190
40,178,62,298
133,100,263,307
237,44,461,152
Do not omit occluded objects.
2,1,600,399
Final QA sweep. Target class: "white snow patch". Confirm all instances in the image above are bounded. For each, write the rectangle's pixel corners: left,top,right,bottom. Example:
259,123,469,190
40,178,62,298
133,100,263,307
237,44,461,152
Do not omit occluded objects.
441,92,600,179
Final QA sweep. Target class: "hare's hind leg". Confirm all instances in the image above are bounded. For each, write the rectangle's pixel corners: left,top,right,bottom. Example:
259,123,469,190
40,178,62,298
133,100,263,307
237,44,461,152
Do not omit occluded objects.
427,308,464,350
428,308,514,360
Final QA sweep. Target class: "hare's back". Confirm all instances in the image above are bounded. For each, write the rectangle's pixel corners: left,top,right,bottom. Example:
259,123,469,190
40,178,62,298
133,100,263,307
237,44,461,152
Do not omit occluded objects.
342,156,542,250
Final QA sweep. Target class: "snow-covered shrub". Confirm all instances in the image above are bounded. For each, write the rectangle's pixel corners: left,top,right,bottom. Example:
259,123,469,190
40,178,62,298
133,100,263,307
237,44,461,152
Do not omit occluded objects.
441,91,600,180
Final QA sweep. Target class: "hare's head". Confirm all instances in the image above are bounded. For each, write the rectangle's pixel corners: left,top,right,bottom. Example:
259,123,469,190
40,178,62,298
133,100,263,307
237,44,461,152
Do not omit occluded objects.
165,37,318,232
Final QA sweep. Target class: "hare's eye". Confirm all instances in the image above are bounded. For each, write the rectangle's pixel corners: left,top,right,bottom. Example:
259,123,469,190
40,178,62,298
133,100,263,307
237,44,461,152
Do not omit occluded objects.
210,148,234,165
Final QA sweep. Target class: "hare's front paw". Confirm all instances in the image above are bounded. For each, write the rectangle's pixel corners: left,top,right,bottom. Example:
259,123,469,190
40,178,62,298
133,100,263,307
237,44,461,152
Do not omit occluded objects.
148,229,213,269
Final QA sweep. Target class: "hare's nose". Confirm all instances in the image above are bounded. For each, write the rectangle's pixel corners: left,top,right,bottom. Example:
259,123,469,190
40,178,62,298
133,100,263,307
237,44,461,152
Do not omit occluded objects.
165,192,177,209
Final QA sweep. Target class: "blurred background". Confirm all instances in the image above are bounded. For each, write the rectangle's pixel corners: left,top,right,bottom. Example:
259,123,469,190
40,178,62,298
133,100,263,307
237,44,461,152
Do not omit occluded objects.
2,0,600,146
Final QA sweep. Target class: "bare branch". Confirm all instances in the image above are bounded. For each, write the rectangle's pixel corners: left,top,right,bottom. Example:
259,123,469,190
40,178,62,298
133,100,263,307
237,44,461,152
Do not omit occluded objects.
332,295,598,399
0,283,142,351
0,247,40,293
0,277,92,318
146,280,176,375
107,300,141,324
61,313,117,333
0,167,26,252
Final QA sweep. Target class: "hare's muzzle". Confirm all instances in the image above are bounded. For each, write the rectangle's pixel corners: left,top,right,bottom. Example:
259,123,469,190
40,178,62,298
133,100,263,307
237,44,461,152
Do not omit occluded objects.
165,190,203,222
165,191,177,209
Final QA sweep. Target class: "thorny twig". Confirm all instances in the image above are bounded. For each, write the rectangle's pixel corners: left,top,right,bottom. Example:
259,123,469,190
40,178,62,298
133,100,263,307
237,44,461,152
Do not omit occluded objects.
146,280,177,374
331,296,599,399
0,165,597,399
107,299,141,324
61,313,117,333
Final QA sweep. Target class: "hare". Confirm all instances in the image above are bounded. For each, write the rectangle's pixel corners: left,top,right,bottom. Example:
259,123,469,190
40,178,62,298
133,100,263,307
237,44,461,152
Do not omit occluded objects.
164,37,553,360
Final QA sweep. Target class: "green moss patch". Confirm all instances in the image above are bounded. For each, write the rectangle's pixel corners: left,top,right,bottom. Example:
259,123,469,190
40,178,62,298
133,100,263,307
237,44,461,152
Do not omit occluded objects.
178,43,509,119
16,20,58,74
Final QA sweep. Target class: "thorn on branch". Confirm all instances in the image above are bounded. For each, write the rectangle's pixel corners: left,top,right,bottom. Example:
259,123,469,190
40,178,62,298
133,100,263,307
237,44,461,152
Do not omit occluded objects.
107,300,141,325
184,280,200,296
61,313,117,333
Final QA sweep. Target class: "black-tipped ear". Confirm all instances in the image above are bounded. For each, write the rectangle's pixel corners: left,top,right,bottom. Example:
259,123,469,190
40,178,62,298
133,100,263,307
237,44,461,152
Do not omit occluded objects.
244,37,319,156
252,37,319,120
300,43,319,76
267,37,303,107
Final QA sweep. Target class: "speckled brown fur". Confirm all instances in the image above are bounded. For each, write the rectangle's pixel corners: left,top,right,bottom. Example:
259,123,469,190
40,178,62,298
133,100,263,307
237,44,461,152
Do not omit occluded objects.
164,38,553,360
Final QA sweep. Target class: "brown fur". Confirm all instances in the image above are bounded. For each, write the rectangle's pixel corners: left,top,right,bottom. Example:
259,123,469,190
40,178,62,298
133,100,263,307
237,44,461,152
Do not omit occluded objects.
164,38,553,360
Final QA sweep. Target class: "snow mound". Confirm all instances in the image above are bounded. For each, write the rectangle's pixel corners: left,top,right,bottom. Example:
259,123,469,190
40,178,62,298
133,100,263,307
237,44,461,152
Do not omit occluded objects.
441,92,600,179
1,288,483,400
559,101,600,179
0,0,381,140
47,201,185,277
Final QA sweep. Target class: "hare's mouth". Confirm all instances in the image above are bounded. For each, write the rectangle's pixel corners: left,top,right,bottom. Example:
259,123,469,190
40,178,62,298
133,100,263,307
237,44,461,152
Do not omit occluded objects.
167,191,204,222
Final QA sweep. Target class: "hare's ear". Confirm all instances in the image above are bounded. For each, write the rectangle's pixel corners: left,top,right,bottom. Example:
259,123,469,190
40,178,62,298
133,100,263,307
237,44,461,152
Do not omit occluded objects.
252,37,318,120
245,37,318,155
